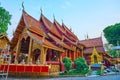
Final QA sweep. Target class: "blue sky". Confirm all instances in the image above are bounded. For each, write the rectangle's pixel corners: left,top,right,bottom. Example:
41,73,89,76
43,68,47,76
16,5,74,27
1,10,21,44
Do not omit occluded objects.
1,0,120,43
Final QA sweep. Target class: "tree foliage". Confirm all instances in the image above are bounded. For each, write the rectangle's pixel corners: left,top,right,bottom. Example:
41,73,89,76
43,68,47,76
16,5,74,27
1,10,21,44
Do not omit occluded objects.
103,23,120,46
62,57,72,72
74,58,89,72
0,6,11,34
104,43,117,58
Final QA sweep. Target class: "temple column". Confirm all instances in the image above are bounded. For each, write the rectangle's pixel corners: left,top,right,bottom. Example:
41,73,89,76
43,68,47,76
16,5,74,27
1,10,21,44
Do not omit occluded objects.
66,49,68,57
81,46,84,57
40,47,44,64
73,51,76,60
44,47,48,64
27,38,33,64
40,47,48,64
76,49,78,59
60,52,62,62
69,50,72,60
15,37,21,61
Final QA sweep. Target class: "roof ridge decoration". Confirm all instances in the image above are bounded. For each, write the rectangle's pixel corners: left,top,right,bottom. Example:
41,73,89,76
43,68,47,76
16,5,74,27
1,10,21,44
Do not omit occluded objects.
40,13,52,30
54,19,65,34
62,22,78,40
40,7,43,16
22,2,25,12
53,14,55,21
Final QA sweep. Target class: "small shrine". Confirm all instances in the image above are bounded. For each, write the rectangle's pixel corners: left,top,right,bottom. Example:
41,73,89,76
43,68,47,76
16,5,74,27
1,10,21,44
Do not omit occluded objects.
0,34,10,66
90,47,102,70
91,47,102,64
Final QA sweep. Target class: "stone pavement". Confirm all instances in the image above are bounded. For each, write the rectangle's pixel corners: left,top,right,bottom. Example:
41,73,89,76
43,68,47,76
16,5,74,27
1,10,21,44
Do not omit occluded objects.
7,74,120,80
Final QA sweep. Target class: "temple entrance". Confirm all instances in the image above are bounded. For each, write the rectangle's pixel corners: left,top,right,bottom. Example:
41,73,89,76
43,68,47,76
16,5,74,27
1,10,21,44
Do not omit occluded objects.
33,49,41,64
94,55,98,63
20,37,30,53
19,37,30,63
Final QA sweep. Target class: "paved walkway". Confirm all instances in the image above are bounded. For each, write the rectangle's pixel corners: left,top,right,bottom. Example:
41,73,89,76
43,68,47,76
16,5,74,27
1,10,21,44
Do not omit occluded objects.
7,74,120,80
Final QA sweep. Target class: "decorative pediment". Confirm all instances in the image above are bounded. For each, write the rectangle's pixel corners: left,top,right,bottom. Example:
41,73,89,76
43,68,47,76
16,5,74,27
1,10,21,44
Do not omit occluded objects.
91,47,102,64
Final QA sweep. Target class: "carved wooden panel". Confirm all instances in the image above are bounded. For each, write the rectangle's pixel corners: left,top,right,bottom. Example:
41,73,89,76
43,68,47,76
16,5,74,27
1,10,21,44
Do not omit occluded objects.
32,40,42,51
49,64,60,73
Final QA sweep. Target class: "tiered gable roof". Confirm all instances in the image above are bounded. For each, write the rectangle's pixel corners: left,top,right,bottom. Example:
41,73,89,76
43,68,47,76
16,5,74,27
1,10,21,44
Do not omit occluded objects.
27,31,64,52
22,11,46,37
11,11,63,52
11,12,26,49
40,14,61,39
79,37,105,53
79,37,103,47
40,14,79,50
62,23,78,41
53,19,65,35
47,33,75,51
53,19,78,46
11,11,45,49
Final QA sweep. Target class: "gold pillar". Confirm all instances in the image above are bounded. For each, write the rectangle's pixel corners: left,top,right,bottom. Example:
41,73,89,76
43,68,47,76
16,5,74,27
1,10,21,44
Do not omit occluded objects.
40,47,44,64
81,46,84,57
27,38,33,63
73,51,75,60
15,37,21,61
60,52,62,62
43,47,48,64
66,49,68,57
40,47,48,64
76,49,78,58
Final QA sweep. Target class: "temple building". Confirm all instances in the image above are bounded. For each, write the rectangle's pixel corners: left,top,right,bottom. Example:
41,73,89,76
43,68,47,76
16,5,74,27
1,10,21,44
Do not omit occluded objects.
10,9,113,74
10,10,84,73
79,37,115,67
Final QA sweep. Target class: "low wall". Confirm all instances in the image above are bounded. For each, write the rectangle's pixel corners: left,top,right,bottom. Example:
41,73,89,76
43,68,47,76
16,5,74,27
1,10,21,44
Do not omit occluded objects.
0,64,49,77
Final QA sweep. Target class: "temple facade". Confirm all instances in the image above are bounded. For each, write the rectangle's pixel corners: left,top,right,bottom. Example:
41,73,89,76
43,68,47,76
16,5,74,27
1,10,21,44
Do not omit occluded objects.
10,10,113,74
10,10,84,73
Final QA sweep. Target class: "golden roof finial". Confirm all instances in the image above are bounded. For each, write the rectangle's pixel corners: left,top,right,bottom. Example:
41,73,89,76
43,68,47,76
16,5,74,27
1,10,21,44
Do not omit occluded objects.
86,33,89,40
62,19,64,24
70,26,72,31
40,7,43,15
53,14,55,21
100,32,102,37
22,2,25,11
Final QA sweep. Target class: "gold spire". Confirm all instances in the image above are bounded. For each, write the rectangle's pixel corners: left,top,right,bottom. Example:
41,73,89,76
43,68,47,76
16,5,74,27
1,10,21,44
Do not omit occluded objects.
86,33,89,39
22,2,25,11
62,19,64,24
53,14,55,21
40,7,43,15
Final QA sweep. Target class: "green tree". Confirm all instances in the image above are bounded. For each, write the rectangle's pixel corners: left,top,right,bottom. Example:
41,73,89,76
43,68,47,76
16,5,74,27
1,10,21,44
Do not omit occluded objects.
104,43,116,57
62,57,72,72
0,6,12,34
74,58,89,73
103,23,120,46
